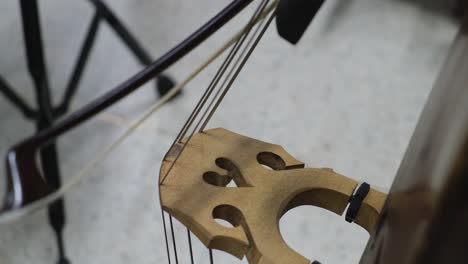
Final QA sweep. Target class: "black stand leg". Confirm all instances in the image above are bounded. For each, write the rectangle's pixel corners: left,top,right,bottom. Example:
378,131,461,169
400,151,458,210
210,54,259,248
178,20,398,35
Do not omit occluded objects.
4,0,179,120
5,1,181,263
88,0,177,98
0,76,36,119
52,0,178,119
39,141,69,264
19,1,69,263
55,11,101,117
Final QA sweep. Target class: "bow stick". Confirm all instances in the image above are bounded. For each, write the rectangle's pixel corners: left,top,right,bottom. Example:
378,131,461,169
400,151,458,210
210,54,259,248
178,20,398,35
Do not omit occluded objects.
1,0,258,220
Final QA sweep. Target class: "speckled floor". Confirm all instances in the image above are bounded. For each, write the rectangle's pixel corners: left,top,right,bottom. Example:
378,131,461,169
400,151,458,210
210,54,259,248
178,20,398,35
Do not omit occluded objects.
0,0,458,263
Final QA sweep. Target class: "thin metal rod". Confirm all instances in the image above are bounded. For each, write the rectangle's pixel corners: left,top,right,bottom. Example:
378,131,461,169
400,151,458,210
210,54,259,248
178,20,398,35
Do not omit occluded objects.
57,10,101,116
0,76,36,119
196,3,270,133
187,228,194,264
88,0,153,65
174,0,269,144
200,9,276,131
160,0,269,185
171,31,246,145
161,210,172,264
172,0,271,149
88,0,175,98
169,215,179,264
209,249,214,264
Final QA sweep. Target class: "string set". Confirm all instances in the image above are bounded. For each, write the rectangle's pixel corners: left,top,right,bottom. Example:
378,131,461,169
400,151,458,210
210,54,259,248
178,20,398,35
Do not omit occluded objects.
160,0,277,263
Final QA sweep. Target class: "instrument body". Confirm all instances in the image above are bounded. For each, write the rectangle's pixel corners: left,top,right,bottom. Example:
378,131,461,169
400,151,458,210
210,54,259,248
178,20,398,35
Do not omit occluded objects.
361,19,468,264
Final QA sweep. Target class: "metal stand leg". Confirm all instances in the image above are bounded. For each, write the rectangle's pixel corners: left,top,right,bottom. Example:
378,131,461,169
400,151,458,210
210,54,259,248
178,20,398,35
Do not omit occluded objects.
0,76,36,119
5,1,181,263
51,0,177,118
88,0,177,98
19,0,69,263
55,11,101,117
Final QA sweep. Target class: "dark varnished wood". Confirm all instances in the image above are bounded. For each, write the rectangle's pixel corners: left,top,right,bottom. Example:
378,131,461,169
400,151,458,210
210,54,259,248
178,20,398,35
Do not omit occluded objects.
361,19,468,264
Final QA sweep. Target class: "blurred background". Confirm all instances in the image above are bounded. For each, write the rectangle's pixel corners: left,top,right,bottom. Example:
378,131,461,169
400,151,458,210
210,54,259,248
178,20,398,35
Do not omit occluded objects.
0,0,460,263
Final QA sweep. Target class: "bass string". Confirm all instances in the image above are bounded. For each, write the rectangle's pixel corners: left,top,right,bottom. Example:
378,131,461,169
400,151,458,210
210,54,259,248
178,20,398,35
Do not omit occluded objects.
172,0,271,146
160,2,270,263
187,227,195,264
158,2,278,264
160,1,278,264
194,10,270,135
169,215,179,264
210,249,214,264
180,3,271,151
171,23,250,146
160,0,271,185
161,210,172,264
198,8,273,132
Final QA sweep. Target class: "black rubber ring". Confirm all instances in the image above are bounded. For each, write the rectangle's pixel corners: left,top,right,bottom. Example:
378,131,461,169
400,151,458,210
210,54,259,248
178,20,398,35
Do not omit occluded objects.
345,182,370,223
